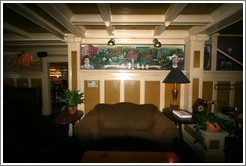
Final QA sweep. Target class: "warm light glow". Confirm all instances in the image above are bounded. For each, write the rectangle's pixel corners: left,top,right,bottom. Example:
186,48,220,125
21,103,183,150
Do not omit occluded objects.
115,72,133,80
169,158,174,163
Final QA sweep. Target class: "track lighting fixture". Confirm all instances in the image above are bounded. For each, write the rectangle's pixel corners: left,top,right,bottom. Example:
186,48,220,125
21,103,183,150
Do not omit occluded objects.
153,38,161,47
108,38,115,46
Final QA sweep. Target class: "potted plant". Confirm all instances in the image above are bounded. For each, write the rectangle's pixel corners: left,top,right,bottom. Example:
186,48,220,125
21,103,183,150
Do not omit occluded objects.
58,89,85,114
193,111,234,146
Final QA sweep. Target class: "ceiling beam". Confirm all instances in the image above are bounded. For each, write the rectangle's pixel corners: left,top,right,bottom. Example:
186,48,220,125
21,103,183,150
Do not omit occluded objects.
5,3,64,39
172,14,212,25
37,3,85,37
106,25,114,36
202,9,243,35
165,3,188,23
3,22,31,38
97,3,114,36
154,25,166,36
3,33,63,42
189,3,243,35
154,3,188,36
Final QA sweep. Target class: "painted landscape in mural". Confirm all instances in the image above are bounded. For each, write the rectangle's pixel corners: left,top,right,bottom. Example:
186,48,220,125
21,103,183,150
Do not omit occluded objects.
81,45,185,70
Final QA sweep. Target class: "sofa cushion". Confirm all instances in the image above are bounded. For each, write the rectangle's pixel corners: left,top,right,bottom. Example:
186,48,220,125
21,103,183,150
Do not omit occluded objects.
97,128,127,140
95,103,157,130
95,128,158,151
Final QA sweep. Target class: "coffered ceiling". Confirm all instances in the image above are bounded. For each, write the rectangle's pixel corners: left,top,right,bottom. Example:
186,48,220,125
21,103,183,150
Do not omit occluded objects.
3,2,243,47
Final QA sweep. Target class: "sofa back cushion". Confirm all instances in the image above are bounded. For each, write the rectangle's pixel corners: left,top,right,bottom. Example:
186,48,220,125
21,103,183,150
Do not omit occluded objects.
94,102,159,130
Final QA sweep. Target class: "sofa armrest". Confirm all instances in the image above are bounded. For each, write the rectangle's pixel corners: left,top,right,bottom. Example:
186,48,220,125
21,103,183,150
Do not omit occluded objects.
73,110,100,147
151,112,179,149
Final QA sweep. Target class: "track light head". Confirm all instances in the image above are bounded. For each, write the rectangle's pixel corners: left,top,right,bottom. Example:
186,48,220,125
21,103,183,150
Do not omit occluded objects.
153,38,161,47
108,38,115,46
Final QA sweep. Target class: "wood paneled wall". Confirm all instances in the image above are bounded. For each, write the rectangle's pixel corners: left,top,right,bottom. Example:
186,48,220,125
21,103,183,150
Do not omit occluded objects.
105,80,120,104
3,78,14,87
192,78,199,105
234,81,243,111
71,51,77,90
202,81,213,112
31,78,42,87
84,80,100,114
16,78,28,87
124,80,140,104
145,81,160,109
216,81,231,112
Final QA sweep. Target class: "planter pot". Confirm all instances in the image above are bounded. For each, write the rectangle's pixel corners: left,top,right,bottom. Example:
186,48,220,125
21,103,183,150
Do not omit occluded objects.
68,106,77,114
206,121,221,132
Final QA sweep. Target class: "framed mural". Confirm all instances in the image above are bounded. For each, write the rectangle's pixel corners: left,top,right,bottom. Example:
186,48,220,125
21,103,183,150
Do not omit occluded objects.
204,44,211,70
3,53,43,72
80,44,185,70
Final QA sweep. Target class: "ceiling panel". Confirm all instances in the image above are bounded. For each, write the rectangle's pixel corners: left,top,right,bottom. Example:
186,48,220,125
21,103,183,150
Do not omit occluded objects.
3,5,49,33
166,25,193,30
25,3,71,33
84,25,106,30
110,3,171,15
219,20,243,34
180,3,224,14
114,25,156,30
66,3,100,14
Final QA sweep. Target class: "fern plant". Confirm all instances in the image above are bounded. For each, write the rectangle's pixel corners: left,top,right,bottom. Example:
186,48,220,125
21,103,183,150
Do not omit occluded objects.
58,89,85,112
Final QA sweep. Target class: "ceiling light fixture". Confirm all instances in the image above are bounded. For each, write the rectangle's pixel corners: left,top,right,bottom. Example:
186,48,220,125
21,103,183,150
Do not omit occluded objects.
153,38,161,47
108,38,115,46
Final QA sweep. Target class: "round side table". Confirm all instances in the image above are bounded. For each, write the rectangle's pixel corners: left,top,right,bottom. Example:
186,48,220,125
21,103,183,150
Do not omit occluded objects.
53,110,83,137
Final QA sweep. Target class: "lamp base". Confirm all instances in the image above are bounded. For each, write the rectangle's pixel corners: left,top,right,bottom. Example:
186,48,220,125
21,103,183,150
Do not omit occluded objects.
170,104,179,110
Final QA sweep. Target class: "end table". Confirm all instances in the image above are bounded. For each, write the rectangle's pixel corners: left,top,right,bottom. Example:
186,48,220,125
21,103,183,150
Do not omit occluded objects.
162,108,197,141
53,110,83,137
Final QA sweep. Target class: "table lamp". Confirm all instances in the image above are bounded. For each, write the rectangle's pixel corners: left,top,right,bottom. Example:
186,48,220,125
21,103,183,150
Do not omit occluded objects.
163,67,190,110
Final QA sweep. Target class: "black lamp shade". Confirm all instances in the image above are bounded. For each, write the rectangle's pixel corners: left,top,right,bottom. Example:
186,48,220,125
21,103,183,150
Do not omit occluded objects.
162,67,190,83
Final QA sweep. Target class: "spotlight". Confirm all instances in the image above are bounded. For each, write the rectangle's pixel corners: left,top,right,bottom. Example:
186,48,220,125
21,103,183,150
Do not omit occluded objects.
153,38,161,47
108,38,115,46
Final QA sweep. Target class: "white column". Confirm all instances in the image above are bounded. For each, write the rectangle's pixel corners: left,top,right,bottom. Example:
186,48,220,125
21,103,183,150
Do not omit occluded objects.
211,33,219,72
120,80,125,102
64,34,83,90
140,80,145,104
184,35,209,111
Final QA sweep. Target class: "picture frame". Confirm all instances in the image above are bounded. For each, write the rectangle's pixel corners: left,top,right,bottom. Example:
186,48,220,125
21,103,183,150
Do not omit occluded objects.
80,44,185,70
86,80,98,88
204,44,211,70
219,59,233,70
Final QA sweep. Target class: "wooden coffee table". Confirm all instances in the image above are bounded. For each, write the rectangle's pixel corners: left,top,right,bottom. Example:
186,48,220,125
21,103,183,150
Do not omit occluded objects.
53,110,83,137
81,151,181,163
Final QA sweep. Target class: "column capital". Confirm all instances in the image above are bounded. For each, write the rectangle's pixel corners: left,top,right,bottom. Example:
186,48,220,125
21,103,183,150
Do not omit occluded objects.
185,34,209,44
64,34,83,43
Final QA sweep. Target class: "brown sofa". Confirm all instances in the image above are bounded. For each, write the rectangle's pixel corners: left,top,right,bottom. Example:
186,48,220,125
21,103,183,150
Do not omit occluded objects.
74,102,179,151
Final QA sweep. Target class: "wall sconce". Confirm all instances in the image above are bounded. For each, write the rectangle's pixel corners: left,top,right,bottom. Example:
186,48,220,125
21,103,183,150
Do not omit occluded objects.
108,38,115,46
153,38,161,47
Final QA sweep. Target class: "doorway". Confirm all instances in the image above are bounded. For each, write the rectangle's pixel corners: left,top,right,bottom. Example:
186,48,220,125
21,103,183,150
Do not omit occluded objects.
50,62,68,114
